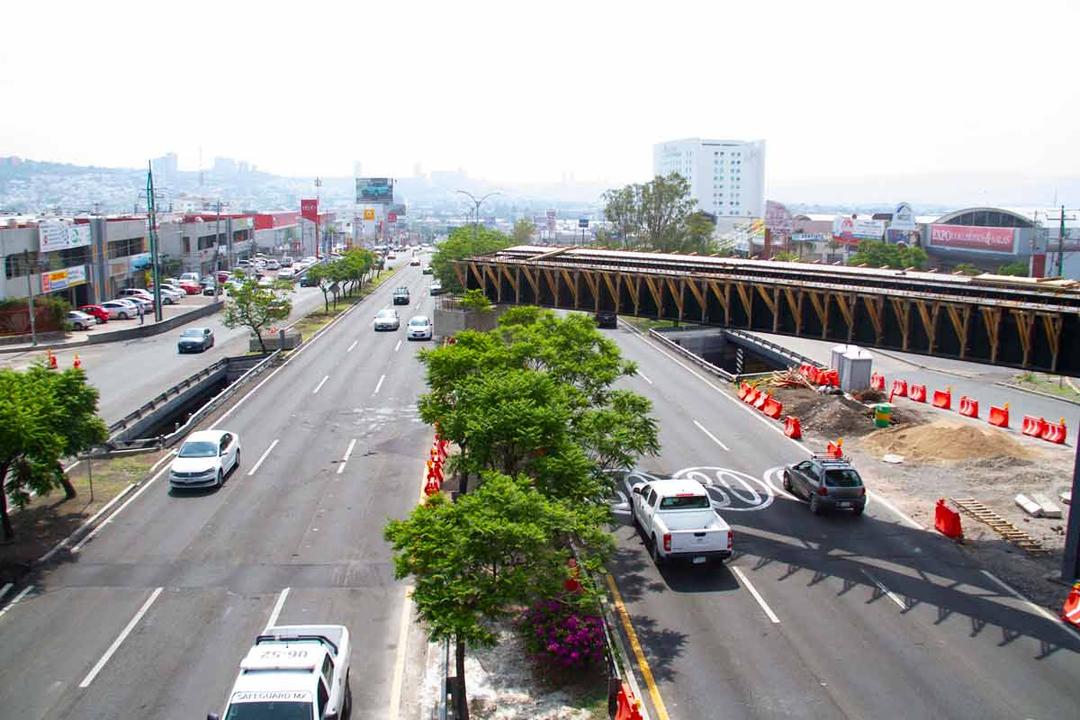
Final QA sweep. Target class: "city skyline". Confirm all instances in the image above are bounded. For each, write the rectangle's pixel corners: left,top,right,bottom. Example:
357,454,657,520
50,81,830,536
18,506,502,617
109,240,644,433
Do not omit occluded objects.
2,0,1078,196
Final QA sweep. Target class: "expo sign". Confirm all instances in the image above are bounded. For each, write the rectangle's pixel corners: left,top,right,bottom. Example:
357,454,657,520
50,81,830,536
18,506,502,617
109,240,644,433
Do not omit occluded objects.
929,224,1015,254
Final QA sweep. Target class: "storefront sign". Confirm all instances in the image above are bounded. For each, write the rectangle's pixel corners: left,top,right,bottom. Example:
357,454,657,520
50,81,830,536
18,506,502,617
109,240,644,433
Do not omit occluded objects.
128,252,152,272
363,208,376,221
929,224,1015,254
40,264,87,293
889,202,917,231
38,220,92,253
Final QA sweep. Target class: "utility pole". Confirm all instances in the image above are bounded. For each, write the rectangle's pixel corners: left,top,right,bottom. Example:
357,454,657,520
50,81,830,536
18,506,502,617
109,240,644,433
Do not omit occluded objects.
146,162,164,322
212,199,223,299
455,190,500,245
315,177,323,258
23,249,37,346
1059,204,1067,277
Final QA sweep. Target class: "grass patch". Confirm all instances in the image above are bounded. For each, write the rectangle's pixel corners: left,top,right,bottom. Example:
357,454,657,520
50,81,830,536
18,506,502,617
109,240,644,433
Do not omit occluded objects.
1,451,164,583
1010,372,1080,400
621,316,682,332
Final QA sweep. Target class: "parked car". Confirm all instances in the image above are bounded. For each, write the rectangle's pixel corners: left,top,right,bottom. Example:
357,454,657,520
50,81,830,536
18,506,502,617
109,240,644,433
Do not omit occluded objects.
179,271,200,284
209,625,351,720
429,280,445,296
168,429,239,490
265,259,280,271
280,256,294,267
373,308,400,331
392,287,410,305
422,266,434,275
79,304,109,324
157,284,187,302
100,300,136,320
277,267,295,280
299,272,319,287
115,295,152,313
410,257,421,266
216,271,231,284
202,283,218,296
177,280,201,295
407,315,433,340
783,455,866,516
631,478,733,567
178,327,215,353
66,310,96,331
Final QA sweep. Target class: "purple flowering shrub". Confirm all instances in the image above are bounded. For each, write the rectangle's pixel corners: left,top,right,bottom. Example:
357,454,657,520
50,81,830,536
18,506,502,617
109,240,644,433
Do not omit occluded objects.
519,598,606,671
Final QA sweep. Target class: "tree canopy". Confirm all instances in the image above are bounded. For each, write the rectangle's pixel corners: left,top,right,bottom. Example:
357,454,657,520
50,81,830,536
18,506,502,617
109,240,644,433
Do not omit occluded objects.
222,277,293,352
847,240,929,270
512,218,536,245
430,226,513,293
602,174,706,253
0,365,108,540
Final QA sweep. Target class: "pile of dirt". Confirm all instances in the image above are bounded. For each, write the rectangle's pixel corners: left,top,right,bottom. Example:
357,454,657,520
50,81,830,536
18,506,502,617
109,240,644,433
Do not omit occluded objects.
770,386,923,438
860,419,1040,463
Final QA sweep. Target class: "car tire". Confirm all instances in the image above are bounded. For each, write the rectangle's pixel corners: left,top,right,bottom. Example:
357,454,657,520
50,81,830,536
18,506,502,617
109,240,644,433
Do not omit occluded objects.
782,472,793,493
852,505,864,517
343,672,353,718
216,470,224,489
120,311,130,319
650,535,665,566
809,495,822,515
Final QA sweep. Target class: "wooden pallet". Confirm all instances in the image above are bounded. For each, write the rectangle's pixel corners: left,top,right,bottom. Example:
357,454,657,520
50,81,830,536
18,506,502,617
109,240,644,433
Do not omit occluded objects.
950,497,1050,554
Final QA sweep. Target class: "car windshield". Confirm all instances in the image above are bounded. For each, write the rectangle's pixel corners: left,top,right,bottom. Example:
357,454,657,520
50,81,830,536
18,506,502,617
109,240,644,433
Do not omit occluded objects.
659,494,710,509
409,318,428,326
824,468,863,487
181,329,205,338
224,701,314,720
178,441,217,458
377,310,395,319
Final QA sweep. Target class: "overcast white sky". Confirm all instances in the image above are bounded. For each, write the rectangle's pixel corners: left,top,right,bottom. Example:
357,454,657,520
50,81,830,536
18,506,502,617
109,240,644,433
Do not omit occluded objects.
2,0,1078,190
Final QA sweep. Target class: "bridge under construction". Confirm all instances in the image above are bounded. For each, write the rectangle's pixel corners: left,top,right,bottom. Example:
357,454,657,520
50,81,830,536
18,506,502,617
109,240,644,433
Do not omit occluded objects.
454,246,1080,375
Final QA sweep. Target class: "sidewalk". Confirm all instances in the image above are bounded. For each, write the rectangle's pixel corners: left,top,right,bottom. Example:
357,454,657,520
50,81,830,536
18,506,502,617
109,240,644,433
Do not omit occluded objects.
0,296,221,355
752,331,1080,445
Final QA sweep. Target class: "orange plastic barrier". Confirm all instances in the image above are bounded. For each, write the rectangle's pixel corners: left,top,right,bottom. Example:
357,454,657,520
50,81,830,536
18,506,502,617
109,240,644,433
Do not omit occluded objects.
890,379,908,398
826,439,844,458
803,365,820,384
784,416,802,439
820,369,840,387
870,373,886,391
614,682,645,720
909,384,927,402
744,388,759,405
1062,582,1080,627
754,392,769,410
762,397,783,419
958,396,979,418
932,389,952,410
427,459,443,483
738,383,751,400
934,498,964,541
987,404,1009,428
1041,419,1067,444
47,350,58,370
73,353,82,370
1022,415,1048,437
424,475,440,496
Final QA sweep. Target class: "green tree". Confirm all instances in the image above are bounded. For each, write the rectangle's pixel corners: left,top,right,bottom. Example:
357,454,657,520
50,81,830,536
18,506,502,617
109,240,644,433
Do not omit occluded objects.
953,263,982,276
512,218,536,245
304,263,334,313
602,174,698,252
682,211,717,255
222,278,292,352
602,184,641,248
997,260,1029,277
0,365,108,539
848,240,928,270
458,288,493,312
384,472,610,719
772,250,800,262
430,226,513,294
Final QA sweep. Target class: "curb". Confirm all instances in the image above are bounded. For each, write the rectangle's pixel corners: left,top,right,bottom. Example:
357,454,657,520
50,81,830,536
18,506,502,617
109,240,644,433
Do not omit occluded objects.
32,480,141,567
993,381,1080,408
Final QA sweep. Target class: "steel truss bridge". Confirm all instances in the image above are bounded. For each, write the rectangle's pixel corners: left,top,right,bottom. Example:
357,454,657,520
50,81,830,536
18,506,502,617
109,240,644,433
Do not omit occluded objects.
455,246,1080,375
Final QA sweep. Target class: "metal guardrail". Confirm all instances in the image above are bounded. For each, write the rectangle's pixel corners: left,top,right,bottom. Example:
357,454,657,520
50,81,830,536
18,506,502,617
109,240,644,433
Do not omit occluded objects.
107,359,229,441
722,328,822,369
647,328,736,382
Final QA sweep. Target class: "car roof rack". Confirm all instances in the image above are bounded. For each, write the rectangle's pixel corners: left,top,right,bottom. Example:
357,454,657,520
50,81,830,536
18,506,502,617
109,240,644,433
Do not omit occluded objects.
255,633,338,655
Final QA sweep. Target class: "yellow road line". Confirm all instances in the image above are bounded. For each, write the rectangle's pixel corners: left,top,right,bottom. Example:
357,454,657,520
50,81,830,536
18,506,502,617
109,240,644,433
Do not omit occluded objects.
606,574,671,720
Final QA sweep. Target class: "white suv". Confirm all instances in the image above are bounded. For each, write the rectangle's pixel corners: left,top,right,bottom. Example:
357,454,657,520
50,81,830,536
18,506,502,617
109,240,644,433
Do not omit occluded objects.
210,625,352,720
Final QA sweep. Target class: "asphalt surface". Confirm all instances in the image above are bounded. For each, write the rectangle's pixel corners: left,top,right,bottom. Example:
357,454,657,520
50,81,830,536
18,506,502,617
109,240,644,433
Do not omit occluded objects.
606,323,1080,720
0,260,437,719
0,264,408,426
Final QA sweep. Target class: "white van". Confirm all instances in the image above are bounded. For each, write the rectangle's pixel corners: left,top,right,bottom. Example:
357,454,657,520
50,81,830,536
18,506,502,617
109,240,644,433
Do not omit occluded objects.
180,272,200,284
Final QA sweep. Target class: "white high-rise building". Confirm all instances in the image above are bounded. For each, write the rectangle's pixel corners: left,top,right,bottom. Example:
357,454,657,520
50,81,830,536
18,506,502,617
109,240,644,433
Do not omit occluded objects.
653,138,766,223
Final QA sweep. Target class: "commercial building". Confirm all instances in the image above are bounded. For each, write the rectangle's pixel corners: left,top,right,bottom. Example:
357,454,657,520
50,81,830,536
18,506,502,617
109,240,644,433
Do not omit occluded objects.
157,213,255,276
653,138,766,227
253,211,300,255
1,215,151,306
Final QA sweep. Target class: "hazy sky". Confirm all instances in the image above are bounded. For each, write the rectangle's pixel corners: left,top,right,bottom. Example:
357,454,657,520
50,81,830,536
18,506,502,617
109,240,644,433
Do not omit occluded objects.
3,0,1078,190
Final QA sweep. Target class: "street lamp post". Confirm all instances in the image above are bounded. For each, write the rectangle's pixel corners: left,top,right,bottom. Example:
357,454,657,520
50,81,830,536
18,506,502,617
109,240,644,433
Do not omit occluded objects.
455,190,500,245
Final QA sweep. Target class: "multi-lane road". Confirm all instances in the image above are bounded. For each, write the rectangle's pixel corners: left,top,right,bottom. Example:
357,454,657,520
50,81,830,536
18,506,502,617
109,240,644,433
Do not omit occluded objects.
2,267,1079,719
607,324,1080,719
0,262,436,719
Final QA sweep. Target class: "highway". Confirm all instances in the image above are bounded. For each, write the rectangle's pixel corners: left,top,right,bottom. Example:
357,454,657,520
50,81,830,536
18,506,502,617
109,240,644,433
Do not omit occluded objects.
605,322,1080,719
0,261,435,719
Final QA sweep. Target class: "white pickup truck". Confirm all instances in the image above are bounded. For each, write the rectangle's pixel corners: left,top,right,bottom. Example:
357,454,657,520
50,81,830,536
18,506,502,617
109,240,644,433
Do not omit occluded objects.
210,624,352,720
631,478,732,567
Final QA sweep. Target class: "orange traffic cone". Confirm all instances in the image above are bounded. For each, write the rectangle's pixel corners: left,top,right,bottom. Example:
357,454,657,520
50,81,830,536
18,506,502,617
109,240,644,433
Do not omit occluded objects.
826,438,844,458
73,353,82,370
47,349,58,369
1062,582,1080,627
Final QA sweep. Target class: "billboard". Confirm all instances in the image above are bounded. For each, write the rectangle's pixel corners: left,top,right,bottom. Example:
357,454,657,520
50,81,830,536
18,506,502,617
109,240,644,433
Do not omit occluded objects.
40,264,87,293
889,202,917,231
300,198,319,223
38,220,92,253
363,208,376,221
387,212,397,223
356,178,394,204
128,252,152,272
929,224,1015,254
832,216,885,246
390,203,407,217
764,200,793,234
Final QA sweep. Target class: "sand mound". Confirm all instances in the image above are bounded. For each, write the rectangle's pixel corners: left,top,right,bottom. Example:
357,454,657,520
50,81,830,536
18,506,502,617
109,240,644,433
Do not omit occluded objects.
771,386,925,437
861,420,1038,463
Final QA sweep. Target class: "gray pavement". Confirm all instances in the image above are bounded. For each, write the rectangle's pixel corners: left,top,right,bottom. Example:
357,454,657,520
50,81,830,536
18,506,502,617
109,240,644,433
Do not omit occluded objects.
605,323,1080,720
0,261,437,719
752,331,1080,445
